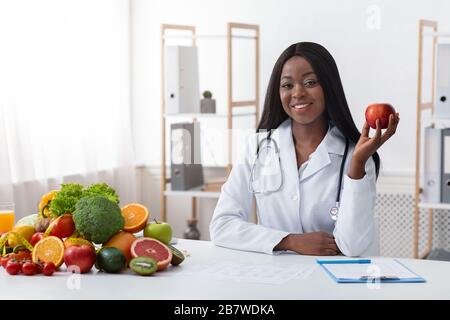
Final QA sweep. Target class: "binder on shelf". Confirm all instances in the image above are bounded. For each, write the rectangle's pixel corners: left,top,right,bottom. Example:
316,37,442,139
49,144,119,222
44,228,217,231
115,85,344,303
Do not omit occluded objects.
442,128,450,202
435,44,450,119
423,127,443,203
170,122,204,191
165,46,200,114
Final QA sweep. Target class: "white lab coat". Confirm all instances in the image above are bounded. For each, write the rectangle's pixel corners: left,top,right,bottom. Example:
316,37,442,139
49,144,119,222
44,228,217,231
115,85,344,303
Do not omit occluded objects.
209,119,379,257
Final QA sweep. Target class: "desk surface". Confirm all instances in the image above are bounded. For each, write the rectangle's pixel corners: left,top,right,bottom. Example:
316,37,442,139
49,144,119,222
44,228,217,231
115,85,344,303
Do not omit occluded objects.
1,239,449,300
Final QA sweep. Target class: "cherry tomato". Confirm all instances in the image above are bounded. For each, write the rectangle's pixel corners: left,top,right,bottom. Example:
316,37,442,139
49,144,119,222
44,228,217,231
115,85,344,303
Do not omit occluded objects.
30,232,45,246
22,262,38,276
35,261,43,274
6,260,21,275
42,262,56,276
10,251,31,262
1,256,11,268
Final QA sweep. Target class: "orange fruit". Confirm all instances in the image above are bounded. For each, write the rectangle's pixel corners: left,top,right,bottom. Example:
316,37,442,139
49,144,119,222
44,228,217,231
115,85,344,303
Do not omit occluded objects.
121,203,149,233
103,231,136,266
32,236,65,267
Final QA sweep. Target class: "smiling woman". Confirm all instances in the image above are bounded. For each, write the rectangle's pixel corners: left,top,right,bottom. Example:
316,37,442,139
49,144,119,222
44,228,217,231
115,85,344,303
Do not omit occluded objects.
0,0,136,216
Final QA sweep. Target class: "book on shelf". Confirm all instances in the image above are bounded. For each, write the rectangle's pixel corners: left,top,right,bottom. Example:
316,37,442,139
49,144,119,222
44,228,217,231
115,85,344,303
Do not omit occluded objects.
201,177,227,192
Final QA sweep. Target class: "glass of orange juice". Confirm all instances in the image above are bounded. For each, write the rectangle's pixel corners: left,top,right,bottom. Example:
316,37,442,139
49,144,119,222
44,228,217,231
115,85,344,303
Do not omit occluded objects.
0,202,15,233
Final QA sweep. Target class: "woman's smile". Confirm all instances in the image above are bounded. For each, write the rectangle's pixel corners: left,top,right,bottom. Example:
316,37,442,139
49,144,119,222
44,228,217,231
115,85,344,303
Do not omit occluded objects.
291,102,313,112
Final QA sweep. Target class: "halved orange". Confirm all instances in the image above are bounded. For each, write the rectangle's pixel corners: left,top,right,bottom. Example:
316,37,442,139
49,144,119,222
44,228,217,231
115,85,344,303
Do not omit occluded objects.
32,236,65,267
121,203,149,234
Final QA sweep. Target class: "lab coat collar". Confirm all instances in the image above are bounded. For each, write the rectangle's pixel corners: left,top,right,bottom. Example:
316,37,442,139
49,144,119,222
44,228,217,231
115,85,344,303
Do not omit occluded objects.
324,124,347,156
276,119,347,183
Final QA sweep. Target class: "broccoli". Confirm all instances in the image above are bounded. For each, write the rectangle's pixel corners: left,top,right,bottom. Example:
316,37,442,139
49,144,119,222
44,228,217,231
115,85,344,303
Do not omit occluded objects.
49,183,84,217
72,196,124,244
82,183,120,204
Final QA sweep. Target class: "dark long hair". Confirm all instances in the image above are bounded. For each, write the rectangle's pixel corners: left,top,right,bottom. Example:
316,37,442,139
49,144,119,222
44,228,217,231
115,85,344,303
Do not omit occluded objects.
257,42,380,177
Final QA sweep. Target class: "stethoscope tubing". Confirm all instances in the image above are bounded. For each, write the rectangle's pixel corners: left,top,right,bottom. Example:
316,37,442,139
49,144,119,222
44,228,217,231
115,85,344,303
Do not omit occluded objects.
249,131,349,221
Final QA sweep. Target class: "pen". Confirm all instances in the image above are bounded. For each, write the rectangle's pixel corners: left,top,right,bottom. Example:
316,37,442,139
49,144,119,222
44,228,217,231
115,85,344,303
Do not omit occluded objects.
359,275,399,281
316,259,371,264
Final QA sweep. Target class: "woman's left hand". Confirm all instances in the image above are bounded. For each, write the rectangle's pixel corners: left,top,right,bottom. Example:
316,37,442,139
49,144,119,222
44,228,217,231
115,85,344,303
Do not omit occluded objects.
349,113,400,179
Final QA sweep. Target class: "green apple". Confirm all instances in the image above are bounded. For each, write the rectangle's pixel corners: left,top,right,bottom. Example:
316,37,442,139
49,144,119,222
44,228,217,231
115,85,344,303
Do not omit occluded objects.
144,219,173,244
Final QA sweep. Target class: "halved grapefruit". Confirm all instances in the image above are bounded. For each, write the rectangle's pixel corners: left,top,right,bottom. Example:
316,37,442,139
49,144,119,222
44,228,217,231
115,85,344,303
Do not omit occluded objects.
130,238,172,271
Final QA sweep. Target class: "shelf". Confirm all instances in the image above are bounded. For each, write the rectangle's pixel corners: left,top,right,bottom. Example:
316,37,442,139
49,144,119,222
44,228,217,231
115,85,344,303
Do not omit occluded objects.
422,117,450,128
163,34,257,40
164,110,256,119
160,22,259,222
422,31,450,37
418,202,450,210
164,186,221,198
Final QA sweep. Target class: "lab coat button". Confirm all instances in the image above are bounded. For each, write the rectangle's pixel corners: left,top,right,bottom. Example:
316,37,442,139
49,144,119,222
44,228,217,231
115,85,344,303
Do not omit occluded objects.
292,195,298,201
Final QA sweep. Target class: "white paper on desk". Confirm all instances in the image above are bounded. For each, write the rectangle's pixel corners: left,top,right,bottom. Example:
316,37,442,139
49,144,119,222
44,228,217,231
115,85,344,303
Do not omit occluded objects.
324,259,418,280
182,261,313,285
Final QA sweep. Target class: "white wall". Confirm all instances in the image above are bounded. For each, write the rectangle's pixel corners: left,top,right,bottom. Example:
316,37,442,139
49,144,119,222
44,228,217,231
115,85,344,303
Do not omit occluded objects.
130,0,450,238
131,0,450,174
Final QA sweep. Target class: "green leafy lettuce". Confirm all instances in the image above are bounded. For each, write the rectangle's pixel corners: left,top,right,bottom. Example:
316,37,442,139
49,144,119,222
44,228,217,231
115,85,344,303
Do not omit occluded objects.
49,182,120,217
49,183,84,217
82,183,119,204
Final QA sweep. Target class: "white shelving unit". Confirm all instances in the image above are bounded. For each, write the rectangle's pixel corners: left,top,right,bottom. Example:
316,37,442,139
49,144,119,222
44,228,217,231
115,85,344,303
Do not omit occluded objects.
159,23,260,226
418,203,450,210
164,110,256,119
163,186,221,199
414,19,450,258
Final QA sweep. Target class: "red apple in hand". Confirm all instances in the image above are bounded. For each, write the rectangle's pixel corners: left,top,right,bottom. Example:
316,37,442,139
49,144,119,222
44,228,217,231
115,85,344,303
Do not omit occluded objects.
64,244,96,273
365,103,396,129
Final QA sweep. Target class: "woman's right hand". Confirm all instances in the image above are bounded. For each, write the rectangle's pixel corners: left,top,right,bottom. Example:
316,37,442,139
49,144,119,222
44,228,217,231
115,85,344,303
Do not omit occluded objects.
276,232,340,255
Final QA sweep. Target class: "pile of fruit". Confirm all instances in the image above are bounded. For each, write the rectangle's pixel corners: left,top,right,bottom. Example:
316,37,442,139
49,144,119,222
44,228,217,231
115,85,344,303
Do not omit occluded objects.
0,183,185,277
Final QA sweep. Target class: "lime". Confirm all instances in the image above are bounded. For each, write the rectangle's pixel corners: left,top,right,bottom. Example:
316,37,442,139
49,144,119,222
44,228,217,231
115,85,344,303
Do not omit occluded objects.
167,244,185,266
130,256,158,276
96,247,126,273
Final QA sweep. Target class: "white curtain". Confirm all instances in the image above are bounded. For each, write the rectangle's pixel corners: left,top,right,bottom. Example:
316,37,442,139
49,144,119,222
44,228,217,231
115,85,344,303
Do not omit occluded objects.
0,0,137,218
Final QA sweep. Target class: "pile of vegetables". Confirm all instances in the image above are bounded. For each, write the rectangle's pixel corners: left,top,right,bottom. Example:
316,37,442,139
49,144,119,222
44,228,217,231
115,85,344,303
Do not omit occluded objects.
34,183,123,243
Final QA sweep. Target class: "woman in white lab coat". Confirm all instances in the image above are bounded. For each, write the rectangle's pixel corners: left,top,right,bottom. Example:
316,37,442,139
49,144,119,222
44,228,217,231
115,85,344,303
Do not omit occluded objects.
209,42,400,257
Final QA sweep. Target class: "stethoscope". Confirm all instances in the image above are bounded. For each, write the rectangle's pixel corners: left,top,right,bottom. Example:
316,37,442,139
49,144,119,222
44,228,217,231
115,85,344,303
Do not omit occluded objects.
249,131,349,221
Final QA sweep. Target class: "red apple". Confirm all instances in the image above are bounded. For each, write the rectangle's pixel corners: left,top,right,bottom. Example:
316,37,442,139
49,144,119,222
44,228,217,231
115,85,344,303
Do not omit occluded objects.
63,244,96,273
365,103,396,129
30,232,45,246
49,214,75,238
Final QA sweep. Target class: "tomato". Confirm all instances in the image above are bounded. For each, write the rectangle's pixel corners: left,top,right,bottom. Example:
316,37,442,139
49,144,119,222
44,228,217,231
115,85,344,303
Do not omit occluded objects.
6,260,21,275
1,256,11,268
34,261,43,274
10,250,31,262
49,214,75,238
42,262,56,276
30,232,45,246
21,262,38,275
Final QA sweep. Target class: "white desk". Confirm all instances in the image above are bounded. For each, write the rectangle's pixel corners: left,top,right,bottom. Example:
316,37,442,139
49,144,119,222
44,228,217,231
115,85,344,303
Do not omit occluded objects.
1,239,449,300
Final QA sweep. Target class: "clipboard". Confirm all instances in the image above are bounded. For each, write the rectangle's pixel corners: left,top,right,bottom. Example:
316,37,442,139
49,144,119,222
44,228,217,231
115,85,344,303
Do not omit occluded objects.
317,258,426,283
